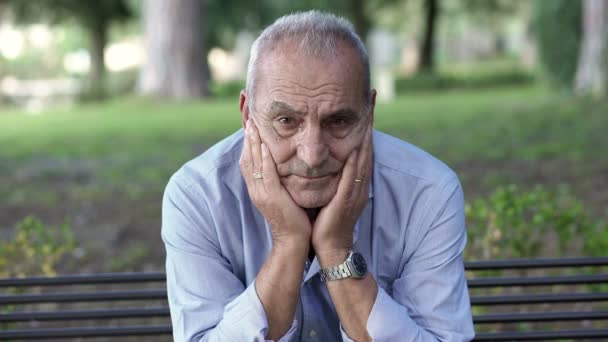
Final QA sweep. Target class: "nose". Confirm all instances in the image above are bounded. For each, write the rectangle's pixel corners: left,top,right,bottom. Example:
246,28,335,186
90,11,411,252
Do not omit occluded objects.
297,125,329,169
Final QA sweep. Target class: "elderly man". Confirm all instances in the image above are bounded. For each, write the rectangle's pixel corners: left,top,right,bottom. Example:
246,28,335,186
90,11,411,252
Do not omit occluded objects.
162,11,474,342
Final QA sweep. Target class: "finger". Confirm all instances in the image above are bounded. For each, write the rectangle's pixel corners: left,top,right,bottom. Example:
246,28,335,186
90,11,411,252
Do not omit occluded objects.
261,142,281,192
249,121,265,191
357,124,373,181
240,120,253,170
240,120,256,191
334,149,359,202
250,123,263,169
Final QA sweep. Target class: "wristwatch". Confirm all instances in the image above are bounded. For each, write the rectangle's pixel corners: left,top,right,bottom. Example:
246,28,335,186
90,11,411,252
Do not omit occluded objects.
320,251,368,282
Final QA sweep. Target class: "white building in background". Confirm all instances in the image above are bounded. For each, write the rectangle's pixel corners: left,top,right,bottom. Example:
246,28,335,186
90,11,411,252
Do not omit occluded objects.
369,29,398,102
208,30,254,82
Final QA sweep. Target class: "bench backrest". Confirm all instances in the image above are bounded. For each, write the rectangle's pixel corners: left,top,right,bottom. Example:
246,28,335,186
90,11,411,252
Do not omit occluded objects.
1,257,607,341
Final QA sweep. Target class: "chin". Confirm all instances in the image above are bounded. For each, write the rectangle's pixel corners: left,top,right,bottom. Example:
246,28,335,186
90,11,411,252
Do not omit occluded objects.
288,188,335,208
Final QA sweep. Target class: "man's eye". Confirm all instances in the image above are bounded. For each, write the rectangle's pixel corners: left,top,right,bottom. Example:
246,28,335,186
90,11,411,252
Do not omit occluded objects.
328,117,349,127
278,117,295,126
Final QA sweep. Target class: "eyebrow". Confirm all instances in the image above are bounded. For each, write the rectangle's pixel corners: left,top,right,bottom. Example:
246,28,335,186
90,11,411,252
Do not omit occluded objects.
326,108,360,119
267,101,305,116
267,101,361,119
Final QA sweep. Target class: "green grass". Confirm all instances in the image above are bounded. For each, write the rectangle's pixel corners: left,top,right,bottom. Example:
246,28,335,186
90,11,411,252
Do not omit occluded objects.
2,85,605,163
1,84,607,207
0,98,239,160
378,86,607,163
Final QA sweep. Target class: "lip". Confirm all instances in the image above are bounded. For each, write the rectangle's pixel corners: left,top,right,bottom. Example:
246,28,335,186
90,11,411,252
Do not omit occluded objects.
293,174,332,181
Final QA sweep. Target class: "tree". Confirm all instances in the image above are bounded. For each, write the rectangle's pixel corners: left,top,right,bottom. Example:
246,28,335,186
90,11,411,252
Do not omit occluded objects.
575,0,608,97
419,0,439,73
138,0,209,100
534,0,582,89
2,0,132,99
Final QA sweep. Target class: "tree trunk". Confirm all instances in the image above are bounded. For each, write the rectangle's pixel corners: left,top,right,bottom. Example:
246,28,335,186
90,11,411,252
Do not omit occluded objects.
88,18,108,100
138,0,209,100
349,0,370,43
575,0,608,97
420,0,439,73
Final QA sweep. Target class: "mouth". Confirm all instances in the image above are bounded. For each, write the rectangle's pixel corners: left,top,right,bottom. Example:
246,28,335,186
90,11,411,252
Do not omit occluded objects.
290,174,335,182
295,175,329,180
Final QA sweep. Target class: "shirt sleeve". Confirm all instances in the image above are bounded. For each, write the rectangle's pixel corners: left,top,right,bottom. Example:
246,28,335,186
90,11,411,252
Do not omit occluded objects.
342,176,475,342
161,174,297,342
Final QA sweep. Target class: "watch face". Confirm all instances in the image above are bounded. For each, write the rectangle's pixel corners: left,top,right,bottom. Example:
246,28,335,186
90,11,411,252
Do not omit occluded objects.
351,253,367,275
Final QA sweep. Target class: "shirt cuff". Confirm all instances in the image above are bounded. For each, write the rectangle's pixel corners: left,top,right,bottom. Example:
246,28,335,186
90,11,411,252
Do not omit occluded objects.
217,280,298,341
340,322,355,342
366,285,419,340
339,285,421,341
250,280,298,342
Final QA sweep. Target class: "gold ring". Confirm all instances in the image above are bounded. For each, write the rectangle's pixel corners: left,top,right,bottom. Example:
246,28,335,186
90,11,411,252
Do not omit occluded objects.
253,172,264,180
354,178,363,183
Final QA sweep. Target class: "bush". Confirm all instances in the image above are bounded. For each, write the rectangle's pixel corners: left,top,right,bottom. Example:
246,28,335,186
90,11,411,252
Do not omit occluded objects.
465,185,607,260
210,80,245,98
533,0,582,88
0,216,75,277
395,69,535,93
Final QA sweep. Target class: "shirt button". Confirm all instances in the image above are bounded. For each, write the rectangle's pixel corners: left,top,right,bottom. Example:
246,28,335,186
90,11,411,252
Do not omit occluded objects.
309,329,317,338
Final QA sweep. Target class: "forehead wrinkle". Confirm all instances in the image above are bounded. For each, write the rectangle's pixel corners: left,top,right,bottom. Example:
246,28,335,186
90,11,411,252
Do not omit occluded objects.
262,90,360,119
264,77,345,96
268,100,305,116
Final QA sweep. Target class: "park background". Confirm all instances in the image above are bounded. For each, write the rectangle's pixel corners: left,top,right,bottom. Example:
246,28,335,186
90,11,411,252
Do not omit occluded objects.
0,0,607,281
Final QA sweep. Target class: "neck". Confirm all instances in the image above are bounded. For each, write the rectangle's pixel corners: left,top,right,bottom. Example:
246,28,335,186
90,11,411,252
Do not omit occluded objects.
305,208,320,261
305,208,320,224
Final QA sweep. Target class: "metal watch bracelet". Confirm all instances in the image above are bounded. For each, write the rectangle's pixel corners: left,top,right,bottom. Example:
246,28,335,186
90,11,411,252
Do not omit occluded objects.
320,262,352,282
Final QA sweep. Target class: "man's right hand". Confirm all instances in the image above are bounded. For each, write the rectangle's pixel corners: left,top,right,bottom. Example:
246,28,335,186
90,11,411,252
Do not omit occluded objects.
240,119,312,249
240,118,311,340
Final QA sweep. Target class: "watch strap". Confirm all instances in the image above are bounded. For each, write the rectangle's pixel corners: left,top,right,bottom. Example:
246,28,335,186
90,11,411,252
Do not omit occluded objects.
320,262,352,282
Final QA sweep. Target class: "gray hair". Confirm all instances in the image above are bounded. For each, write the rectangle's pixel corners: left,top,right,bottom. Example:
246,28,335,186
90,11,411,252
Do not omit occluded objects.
245,10,371,111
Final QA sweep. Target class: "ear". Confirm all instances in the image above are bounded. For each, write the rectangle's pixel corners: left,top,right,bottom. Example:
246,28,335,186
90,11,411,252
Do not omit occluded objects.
240,90,249,129
368,89,377,123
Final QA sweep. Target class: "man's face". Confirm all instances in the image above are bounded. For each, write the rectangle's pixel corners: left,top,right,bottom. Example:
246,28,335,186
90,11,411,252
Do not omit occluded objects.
241,42,374,208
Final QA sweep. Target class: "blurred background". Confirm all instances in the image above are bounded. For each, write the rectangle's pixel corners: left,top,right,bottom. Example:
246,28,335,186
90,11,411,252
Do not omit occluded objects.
0,0,606,278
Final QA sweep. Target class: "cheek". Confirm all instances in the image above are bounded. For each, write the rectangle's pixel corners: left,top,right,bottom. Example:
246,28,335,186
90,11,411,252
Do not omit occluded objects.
265,136,295,165
255,123,294,165
328,134,362,162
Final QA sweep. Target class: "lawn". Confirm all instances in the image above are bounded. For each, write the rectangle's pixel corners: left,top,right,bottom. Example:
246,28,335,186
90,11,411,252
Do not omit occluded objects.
1,84,606,272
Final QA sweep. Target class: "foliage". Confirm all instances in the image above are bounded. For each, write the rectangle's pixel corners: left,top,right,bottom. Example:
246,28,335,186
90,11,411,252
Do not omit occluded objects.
395,68,535,93
204,0,402,49
533,0,582,88
0,216,75,277
210,80,246,98
465,185,608,260
3,0,132,27
2,0,134,100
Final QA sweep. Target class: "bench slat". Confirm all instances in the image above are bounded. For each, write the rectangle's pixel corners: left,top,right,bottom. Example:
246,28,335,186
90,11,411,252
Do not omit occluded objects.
0,273,166,288
0,325,172,339
474,310,608,323
0,257,605,288
474,328,608,341
471,292,608,305
0,289,167,305
465,257,608,270
0,307,170,322
4,307,606,324
468,274,608,287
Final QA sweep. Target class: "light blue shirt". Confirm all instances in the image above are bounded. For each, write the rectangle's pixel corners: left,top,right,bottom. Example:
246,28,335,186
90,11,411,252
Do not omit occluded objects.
162,129,475,341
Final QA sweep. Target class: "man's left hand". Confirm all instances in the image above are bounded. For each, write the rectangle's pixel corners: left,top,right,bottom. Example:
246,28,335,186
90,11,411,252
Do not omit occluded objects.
312,123,373,262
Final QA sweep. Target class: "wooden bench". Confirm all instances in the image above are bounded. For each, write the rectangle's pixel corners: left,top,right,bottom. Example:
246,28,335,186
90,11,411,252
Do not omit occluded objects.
1,257,607,341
